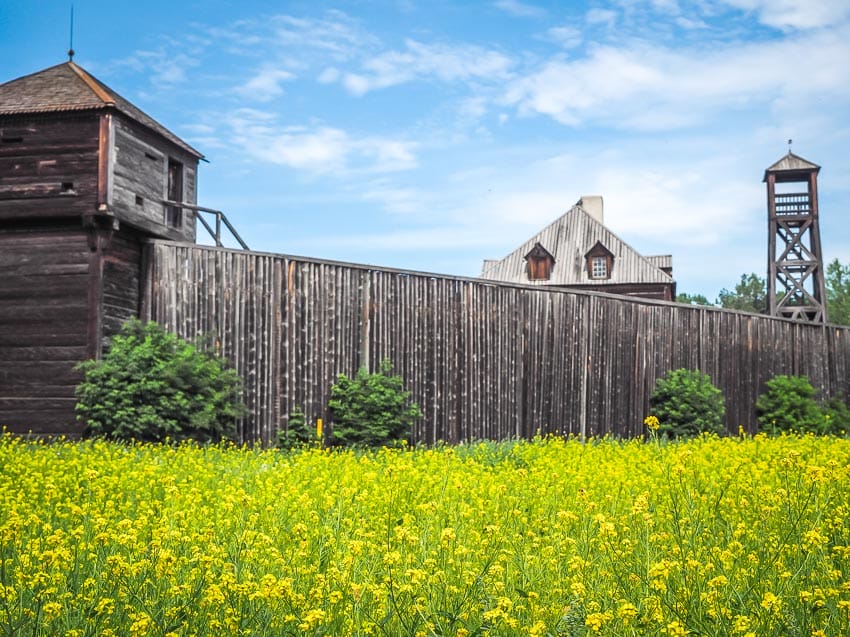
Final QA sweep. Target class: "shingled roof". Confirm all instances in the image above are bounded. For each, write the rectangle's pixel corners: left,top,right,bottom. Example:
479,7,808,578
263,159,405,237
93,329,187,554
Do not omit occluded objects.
0,61,202,158
480,202,673,287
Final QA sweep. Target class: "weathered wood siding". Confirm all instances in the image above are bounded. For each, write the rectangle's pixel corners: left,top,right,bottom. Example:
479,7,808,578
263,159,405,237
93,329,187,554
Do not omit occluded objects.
0,223,90,436
0,115,100,220
111,116,197,242
101,231,143,343
142,242,850,445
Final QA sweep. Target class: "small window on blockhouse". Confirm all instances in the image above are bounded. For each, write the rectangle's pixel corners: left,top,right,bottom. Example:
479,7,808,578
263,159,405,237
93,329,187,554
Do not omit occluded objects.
166,158,184,228
585,241,614,280
524,242,555,281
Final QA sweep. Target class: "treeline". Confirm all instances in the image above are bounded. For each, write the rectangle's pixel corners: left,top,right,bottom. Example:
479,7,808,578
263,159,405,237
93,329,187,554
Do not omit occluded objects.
678,258,850,324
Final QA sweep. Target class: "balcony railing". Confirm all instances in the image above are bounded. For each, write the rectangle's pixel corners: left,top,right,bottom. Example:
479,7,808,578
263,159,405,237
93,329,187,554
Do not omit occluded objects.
163,200,249,250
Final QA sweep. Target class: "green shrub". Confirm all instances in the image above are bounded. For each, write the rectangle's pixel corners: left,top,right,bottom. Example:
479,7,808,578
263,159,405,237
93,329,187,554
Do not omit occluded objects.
821,396,850,436
328,359,422,447
277,406,317,449
755,375,824,435
649,369,725,437
75,319,243,443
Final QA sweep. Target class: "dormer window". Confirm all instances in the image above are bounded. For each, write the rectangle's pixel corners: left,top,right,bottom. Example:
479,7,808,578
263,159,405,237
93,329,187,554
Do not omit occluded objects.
591,256,608,278
524,242,555,281
585,241,614,280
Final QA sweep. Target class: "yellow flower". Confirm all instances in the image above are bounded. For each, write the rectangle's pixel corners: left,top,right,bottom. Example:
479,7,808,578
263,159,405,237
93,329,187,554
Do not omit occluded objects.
584,611,612,633
42,601,62,620
761,591,781,612
617,602,638,622
644,415,661,431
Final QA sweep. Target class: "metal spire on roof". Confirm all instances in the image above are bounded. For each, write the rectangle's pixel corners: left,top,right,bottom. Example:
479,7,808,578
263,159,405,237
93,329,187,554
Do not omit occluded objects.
68,4,75,61
788,138,793,153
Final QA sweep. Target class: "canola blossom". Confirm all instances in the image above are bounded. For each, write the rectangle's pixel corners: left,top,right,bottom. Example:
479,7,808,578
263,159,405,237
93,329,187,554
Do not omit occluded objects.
0,433,849,636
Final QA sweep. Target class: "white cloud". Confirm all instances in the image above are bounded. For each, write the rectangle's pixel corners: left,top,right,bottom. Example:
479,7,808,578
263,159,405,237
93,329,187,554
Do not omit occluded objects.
494,0,546,18
546,25,583,48
224,109,417,174
599,169,762,244
675,15,709,30
458,96,489,119
719,0,850,31
358,181,423,214
586,8,618,27
112,50,199,87
340,39,514,95
317,67,341,83
504,25,850,130
362,139,418,172
649,0,681,13
270,11,377,60
236,67,296,101
504,47,663,126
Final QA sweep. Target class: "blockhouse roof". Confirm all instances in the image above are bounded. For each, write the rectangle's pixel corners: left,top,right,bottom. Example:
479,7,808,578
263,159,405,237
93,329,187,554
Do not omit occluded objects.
0,61,202,159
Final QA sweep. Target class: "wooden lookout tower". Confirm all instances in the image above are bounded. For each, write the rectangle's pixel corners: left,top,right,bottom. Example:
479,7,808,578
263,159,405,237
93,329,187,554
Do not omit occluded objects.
764,151,827,323
0,61,204,436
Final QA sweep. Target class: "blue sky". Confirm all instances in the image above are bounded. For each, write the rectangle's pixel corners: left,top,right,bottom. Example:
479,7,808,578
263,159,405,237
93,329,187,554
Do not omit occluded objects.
3,0,850,299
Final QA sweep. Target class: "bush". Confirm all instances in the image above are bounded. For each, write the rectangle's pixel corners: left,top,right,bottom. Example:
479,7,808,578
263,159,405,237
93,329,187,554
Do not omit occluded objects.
821,396,850,436
277,406,317,449
755,375,830,435
328,359,422,447
75,319,244,442
649,369,725,437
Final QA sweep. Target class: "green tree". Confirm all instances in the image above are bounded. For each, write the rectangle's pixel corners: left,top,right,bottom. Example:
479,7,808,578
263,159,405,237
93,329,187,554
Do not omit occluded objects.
75,319,244,442
826,258,850,326
755,375,825,435
717,273,767,314
329,359,422,447
649,369,726,438
676,292,712,306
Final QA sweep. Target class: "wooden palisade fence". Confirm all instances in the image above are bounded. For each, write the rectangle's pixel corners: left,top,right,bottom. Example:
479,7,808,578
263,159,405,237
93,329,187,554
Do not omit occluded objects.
142,241,850,445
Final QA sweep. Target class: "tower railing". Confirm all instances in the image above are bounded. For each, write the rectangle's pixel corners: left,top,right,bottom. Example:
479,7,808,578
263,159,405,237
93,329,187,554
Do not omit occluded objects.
775,192,811,215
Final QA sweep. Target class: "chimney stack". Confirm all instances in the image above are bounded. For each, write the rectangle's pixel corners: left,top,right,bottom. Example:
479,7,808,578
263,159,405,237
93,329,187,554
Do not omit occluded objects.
578,195,604,225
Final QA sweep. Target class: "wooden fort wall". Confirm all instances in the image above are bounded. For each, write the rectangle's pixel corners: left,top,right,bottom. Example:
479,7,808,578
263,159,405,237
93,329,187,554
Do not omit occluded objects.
142,241,850,445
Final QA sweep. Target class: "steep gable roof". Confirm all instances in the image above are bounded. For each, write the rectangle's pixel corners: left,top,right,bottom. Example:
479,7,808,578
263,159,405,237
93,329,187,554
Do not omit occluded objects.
763,151,820,181
0,61,202,159
480,203,673,286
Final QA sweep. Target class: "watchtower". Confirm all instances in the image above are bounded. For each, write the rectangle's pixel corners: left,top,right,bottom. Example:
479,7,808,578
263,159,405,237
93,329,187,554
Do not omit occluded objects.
0,61,203,436
764,151,827,323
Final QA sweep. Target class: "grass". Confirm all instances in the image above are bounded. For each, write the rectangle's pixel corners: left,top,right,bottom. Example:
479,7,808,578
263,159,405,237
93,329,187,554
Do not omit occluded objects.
0,432,848,636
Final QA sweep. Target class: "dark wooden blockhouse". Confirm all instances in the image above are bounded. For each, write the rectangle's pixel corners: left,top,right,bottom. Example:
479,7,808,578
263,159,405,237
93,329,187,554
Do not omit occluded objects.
0,61,202,436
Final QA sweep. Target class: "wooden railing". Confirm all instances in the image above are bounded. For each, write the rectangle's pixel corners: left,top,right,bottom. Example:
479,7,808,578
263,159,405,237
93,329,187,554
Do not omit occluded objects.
775,192,811,215
162,200,249,249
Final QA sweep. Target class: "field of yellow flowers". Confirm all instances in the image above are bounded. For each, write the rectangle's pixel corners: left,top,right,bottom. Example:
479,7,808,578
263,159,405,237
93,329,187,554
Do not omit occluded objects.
1,432,849,636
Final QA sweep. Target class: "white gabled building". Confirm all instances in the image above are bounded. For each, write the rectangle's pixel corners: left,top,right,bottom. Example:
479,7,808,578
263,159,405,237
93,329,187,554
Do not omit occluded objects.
481,196,676,301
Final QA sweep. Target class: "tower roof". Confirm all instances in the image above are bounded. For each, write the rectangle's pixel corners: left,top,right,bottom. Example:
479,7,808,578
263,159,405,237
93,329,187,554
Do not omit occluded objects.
763,151,820,181
0,61,202,159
